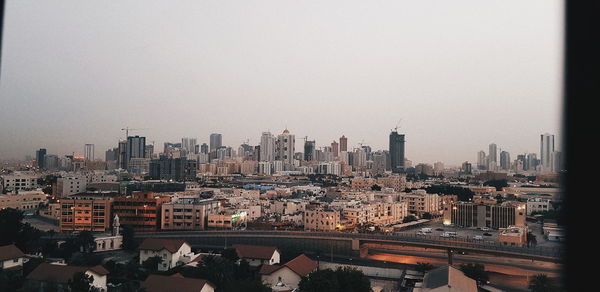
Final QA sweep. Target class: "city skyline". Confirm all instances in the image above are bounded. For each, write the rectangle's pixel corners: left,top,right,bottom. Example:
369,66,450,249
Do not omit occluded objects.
0,0,563,166
18,129,560,168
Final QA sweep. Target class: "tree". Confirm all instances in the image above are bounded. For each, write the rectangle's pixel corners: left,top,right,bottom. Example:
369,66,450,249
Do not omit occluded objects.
142,256,164,272
483,179,508,191
221,247,239,262
299,268,340,292
529,274,558,292
122,225,138,251
0,208,44,253
459,263,489,285
370,184,382,191
221,278,272,292
403,215,417,223
422,213,433,220
68,272,99,292
299,267,372,292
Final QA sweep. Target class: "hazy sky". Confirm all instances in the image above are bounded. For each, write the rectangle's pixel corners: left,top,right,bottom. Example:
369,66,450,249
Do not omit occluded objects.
0,0,563,166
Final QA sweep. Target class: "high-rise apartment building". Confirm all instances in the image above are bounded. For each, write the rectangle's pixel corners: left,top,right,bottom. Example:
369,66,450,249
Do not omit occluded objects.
275,129,295,165
210,133,222,151
260,132,276,162
84,144,95,161
181,137,197,154
36,148,47,169
488,143,498,164
540,133,555,172
477,151,487,170
389,130,405,173
339,135,348,152
331,140,339,157
304,140,316,161
500,151,511,170
117,140,128,169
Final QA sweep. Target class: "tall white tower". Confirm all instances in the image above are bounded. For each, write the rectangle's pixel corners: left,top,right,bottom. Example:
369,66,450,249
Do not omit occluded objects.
260,132,275,162
540,133,555,172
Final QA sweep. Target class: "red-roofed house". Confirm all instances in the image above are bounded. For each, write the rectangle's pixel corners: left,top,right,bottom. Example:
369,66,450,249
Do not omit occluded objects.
0,244,26,272
138,238,196,271
232,244,280,267
141,274,215,292
259,254,318,289
25,263,109,291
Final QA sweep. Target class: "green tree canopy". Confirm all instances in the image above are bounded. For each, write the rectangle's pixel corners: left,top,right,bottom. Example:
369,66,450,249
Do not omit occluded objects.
459,263,489,285
299,267,371,292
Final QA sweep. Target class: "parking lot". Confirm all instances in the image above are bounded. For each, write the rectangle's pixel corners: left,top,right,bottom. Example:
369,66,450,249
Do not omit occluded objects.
394,220,498,244
392,219,562,249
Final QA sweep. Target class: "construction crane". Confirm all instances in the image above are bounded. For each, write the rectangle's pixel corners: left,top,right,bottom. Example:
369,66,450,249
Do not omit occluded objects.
391,119,403,133
121,127,147,138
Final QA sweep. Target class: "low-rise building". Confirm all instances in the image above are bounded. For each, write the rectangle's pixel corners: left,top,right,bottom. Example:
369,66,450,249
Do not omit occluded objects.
141,274,215,292
112,192,171,231
0,244,26,272
443,201,526,229
526,197,553,215
161,198,220,230
0,173,41,193
499,225,528,247
399,190,441,216
413,265,477,292
0,190,47,211
138,238,195,271
25,263,109,291
207,210,247,229
55,175,88,197
259,254,318,290
59,193,113,232
232,244,280,267
304,207,341,231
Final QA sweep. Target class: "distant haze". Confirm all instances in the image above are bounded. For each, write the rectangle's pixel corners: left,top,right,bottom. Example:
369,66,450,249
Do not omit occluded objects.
0,0,563,166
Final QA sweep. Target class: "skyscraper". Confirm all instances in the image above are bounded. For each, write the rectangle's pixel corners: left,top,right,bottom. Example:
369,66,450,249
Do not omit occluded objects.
389,130,405,173
276,129,295,164
105,148,118,161
488,143,498,164
540,133,555,171
304,140,316,161
331,140,339,157
181,137,197,154
260,132,275,162
84,144,95,161
210,133,222,151
126,136,146,169
339,135,348,152
200,143,209,154
117,140,128,169
36,148,47,169
500,151,511,170
477,151,487,170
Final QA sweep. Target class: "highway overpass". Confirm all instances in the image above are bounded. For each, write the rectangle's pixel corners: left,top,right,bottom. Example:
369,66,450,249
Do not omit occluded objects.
134,230,562,263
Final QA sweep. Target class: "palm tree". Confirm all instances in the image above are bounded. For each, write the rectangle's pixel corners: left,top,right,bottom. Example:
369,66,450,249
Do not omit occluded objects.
529,274,555,292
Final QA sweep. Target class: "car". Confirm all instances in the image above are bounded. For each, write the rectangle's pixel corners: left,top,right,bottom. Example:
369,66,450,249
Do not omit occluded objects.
481,227,491,231
417,231,427,236
473,235,483,240
483,232,492,236
435,228,444,231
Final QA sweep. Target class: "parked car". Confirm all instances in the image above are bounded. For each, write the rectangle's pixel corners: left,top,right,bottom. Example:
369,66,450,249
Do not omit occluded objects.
473,235,483,240
483,232,492,236
481,227,491,231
